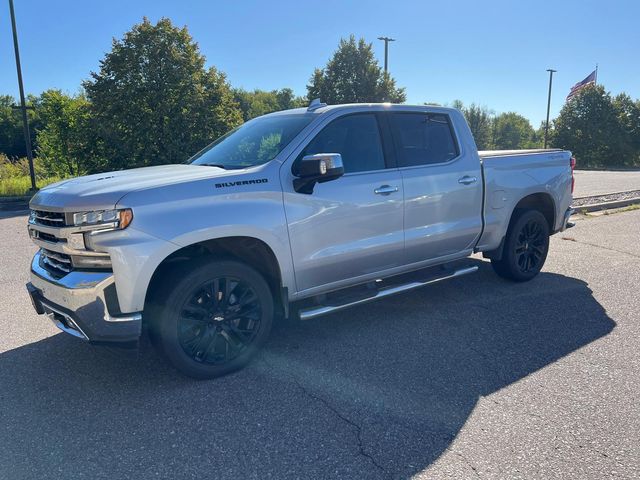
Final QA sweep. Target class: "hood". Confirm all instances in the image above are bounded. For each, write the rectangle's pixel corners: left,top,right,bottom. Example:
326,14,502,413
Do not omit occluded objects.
29,164,233,212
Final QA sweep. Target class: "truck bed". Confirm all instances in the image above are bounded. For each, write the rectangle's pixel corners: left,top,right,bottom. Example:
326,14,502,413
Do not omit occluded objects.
475,147,573,253
478,148,564,158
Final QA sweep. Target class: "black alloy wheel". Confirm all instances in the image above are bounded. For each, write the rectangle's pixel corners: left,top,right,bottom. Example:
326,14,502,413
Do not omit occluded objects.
178,276,262,365
514,217,546,274
491,209,550,282
155,259,274,379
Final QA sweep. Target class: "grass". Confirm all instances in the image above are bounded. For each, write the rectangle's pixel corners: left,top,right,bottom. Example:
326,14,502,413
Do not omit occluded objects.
0,175,64,197
601,203,640,215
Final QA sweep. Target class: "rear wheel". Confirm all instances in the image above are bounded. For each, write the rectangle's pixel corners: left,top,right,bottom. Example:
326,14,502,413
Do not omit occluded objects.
491,209,550,282
155,259,273,379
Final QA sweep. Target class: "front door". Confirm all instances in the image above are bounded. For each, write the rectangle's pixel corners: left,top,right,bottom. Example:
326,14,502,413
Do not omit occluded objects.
282,113,404,294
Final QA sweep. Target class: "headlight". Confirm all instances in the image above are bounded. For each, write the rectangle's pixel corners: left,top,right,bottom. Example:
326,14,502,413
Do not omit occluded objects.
73,208,133,230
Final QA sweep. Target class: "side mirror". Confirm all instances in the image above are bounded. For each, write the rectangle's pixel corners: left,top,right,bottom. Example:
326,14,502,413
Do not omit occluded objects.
293,153,344,194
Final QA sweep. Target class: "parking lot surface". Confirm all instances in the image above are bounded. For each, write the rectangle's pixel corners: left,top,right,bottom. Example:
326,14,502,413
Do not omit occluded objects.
573,169,640,197
0,209,639,479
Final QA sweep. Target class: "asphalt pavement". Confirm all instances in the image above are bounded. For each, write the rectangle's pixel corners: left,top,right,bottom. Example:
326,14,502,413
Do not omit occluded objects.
0,209,639,479
573,170,640,197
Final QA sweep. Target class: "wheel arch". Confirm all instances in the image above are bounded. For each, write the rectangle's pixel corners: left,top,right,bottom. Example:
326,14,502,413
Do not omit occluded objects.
511,192,556,231
483,191,556,261
144,236,288,320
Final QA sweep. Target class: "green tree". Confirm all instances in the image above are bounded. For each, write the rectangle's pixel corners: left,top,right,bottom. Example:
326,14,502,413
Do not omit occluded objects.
533,121,547,149
551,85,634,167
0,94,40,158
233,88,306,121
35,90,99,176
613,93,640,165
492,112,536,149
275,88,307,111
450,99,465,111
307,35,406,104
83,17,242,170
451,101,493,150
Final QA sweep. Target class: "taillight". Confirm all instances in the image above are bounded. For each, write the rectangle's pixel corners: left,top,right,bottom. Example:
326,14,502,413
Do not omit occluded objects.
570,156,576,194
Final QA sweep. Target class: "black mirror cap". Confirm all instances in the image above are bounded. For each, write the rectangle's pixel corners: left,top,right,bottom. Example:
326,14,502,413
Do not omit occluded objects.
293,153,344,194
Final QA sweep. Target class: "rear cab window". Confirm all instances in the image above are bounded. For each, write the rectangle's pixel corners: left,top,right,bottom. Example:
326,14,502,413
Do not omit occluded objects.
389,112,459,167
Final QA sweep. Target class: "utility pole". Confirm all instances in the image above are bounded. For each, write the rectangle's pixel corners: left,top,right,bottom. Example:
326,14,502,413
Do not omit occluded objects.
544,68,556,149
8,0,36,191
377,36,395,73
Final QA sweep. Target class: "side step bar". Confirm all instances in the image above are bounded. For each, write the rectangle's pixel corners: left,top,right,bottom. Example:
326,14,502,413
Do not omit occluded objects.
298,265,478,321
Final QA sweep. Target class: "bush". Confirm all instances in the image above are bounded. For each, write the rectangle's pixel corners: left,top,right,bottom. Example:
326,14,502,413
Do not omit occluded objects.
0,154,65,196
0,176,60,196
0,154,46,179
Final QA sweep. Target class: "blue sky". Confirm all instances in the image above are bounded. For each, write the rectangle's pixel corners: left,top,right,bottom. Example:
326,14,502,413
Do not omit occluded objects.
1,0,638,126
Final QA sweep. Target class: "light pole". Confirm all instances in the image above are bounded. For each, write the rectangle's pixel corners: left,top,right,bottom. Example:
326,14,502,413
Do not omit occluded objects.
8,0,36,191
544,68,556,149
377,36,395,73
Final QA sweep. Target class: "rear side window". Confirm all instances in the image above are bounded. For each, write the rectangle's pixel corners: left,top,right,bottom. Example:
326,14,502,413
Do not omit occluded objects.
389,113,459,167
297,114,386,174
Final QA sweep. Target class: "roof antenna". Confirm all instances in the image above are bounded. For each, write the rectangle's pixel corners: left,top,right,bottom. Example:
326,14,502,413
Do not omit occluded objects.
307,98,327,112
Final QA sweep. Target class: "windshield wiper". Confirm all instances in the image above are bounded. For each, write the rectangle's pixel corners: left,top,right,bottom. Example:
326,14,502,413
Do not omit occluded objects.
199,163,248,170
200,163,229,169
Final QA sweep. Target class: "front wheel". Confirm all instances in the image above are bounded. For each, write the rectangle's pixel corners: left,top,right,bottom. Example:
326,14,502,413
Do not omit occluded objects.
156,259,274,379
491,209,550,282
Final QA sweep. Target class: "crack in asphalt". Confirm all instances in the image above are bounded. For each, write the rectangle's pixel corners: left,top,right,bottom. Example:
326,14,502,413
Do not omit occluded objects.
259,356,389,478
561,237,640,260
453,451,481,478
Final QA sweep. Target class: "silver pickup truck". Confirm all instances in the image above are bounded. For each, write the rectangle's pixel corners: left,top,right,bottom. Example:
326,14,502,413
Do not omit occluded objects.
26,102,575,378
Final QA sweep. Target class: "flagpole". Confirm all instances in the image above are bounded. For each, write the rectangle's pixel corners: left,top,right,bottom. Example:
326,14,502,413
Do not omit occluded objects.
595,63,598,85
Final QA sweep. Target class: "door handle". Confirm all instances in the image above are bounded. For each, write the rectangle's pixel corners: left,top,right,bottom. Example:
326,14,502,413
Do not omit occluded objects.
374,185,399,195
458,176,478,185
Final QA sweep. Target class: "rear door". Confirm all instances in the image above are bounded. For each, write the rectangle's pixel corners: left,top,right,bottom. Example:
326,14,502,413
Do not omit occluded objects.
387,111,483,264
282,112,404,293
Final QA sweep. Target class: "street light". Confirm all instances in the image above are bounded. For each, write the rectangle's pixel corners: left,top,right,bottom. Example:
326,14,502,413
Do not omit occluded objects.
544,68,557,149
377,36,396,73
8,0,36,191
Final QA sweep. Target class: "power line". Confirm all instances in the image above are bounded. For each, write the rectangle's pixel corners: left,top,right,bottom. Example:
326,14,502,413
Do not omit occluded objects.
544,68,556,149
8,0,36,191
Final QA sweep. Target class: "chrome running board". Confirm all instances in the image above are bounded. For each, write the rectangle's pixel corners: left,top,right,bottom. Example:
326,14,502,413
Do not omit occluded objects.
298,265,478,321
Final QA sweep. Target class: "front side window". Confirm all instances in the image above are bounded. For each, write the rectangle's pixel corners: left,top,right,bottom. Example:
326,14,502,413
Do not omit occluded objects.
190,114,314,169
389,113,459,167
297,114,386,174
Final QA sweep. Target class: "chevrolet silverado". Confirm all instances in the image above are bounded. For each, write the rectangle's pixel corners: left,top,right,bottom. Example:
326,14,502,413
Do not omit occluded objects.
26,101,575,378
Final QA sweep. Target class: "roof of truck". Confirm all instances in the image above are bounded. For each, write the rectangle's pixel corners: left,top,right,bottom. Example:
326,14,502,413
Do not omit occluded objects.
265,103,457,117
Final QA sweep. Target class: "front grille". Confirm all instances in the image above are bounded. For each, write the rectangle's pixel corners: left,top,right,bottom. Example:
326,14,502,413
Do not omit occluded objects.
31,230,63,244
40,249,73,277
31,209,68,227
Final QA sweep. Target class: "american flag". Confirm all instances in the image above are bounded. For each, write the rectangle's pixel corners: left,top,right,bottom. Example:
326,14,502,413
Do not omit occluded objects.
566,70,597,101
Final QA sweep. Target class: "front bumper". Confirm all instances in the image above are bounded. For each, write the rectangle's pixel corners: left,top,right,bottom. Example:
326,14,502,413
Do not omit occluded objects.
27,250,142,344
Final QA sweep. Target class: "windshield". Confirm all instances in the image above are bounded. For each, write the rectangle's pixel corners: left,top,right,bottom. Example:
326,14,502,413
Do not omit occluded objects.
189,113,315,169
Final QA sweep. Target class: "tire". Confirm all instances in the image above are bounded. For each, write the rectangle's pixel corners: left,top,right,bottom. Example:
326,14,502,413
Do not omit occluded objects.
491,209,550,282
154,259,274,379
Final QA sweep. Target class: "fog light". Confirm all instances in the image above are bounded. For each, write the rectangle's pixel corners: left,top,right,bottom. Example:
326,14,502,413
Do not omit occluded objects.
71,255,112,269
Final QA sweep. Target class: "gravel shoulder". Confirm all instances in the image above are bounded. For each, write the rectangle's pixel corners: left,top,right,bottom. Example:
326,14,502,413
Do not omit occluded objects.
573,189,640,207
